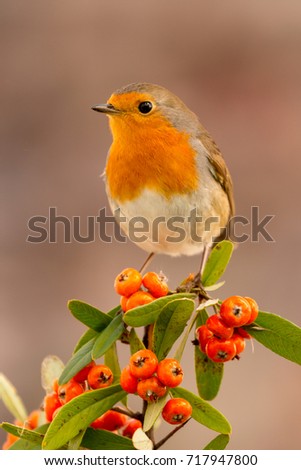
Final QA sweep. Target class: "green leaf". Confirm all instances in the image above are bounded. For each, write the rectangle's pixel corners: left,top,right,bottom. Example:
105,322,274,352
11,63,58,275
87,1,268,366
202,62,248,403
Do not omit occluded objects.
0,422,44,446
92,314,125,360
153,299,195,361
196,298,219,311
59,337,96,385
43,385,126,449
246,310,301,365
129,328,145,354
202,241,233,287
107,305,122,318
2,422,134,451
74,329,98,354
68,300,111,331
205,281,225,292
8,439,41,450
0,374,27,422
203,433,230,450
123,293,196,327
68,429,85,450
1,423,49,450
104,342,126,405
81,427,135,450
143,395,168,432
105,342,121,383
171,387,231,434
174,309,199,362
194,312,224,401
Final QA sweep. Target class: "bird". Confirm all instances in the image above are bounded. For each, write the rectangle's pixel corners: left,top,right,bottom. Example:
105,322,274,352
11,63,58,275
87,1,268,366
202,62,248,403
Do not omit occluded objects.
92,83,234,281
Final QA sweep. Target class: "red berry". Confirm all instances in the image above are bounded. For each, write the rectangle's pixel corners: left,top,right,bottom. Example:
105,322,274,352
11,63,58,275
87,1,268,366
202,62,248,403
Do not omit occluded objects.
142,272,169,298
73,360,96,383
43,392,61,421
114,268,142,296
162,398,192,425
137,376,167,402
120,295,129,312
87,365,113,389
244,297,259,325
91,410,127,431
120,365,139,393
220,296,251,327
206,314,234,339
129,349,158,379
236,327,251,340
26,410,40,429
157,358,183,388
58,380,84,405
206,337,237,362
195,325,214,353
231,333,246,355
126,291,155,311
122,419,142,438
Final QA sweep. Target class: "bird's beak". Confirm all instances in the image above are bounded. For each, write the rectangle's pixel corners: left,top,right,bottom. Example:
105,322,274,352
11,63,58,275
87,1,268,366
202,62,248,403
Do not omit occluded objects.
91,103,120,114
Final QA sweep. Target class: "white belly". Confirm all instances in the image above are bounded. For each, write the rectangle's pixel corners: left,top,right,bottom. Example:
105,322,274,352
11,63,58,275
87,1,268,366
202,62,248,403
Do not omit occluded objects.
107,188,229,256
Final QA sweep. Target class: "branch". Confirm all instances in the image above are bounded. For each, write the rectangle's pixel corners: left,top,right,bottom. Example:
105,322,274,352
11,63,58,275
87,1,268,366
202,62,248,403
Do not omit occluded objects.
153,418,191,450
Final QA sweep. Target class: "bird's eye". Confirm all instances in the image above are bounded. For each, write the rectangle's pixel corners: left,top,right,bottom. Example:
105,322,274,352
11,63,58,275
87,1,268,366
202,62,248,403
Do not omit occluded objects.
138,101,153,114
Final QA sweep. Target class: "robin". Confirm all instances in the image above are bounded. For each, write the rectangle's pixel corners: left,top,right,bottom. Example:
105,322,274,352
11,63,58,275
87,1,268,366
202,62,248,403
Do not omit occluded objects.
92,83,234,279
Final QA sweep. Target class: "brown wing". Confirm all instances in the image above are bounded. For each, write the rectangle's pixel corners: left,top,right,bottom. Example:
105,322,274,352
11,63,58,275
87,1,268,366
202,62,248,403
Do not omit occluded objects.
198,127,235,219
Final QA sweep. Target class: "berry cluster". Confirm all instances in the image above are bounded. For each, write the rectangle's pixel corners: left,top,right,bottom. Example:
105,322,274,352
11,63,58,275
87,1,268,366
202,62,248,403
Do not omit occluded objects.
120,349,183,400
114,268,169,312
196,295,258,363
90,411,142,438
120,349,191,425
43,361,112,421
41,361,141,438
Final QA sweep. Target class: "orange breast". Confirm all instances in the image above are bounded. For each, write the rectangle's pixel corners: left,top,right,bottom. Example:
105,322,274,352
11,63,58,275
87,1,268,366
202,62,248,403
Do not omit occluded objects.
106,115,199,203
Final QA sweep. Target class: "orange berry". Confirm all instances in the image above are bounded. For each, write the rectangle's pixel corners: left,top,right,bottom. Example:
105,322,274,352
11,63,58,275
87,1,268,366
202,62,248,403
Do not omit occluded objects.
220,295,252,327
122,418,142,438
142,271,169,298
52,378,59,393
58,379,84,404
87,364,113,389
231,333,246,355
73,360,96,383
236,327,251,340
137,376,167,402
206,337,237,362
114,268,142,296
120,365,139,393
195,325,214,353
129,349,158,379
244,297,259,325
120,295,129,312
91,410,127,431
44,392,61,421
126,290,154,311
206,314,234,339
162,398,192,425
26,410,40,429
157,358,183,388
2,432,19,449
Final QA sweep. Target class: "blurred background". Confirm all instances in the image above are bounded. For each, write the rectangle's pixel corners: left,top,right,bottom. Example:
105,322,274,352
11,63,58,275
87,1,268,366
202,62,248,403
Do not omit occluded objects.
1,0,301,450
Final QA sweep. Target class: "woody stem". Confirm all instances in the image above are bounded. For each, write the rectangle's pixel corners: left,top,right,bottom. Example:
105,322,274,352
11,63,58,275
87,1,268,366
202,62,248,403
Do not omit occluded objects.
111,406,141,420
153,419,191,450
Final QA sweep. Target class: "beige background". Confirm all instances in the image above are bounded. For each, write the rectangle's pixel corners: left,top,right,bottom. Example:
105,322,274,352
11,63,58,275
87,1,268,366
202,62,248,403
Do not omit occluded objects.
1,0,301,450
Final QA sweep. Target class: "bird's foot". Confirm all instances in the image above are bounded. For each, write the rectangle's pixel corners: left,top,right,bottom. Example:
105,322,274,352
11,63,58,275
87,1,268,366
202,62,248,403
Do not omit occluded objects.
176,272,209,301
